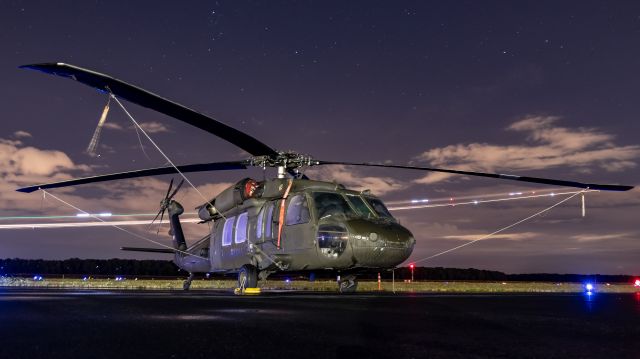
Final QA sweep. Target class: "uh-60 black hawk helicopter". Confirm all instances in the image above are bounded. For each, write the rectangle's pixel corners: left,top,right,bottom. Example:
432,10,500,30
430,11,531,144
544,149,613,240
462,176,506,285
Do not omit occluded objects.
17,63,634,293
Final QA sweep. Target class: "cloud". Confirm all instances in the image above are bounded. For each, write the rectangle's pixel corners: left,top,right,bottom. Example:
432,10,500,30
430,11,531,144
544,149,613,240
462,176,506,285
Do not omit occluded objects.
415,116,640,184
13,130,32,138
135,121,170,133
103,122,124,130
0,140,89,178
305,164,405,195
570,232,635,242
0,138,94,213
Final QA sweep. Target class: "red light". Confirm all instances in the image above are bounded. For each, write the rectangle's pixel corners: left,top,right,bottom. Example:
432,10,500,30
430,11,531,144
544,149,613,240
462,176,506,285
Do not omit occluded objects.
634,279,640,287
409,263,415,269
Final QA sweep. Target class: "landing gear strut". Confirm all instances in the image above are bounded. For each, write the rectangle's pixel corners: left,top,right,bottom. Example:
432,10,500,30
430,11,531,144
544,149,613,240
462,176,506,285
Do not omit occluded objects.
338,275,358,293
238,264,258,290
183,272,194,291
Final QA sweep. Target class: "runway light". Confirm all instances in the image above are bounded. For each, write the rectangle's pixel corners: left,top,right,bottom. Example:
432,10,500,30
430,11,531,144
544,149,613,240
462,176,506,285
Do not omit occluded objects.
76,213,90,218
32,275,43,281
285,278,290,283
634,279,640,287
584,282,594,294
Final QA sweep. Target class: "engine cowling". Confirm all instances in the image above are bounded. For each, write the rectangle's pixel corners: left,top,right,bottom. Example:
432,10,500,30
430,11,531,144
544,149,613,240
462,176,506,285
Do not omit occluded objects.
197,178,258,221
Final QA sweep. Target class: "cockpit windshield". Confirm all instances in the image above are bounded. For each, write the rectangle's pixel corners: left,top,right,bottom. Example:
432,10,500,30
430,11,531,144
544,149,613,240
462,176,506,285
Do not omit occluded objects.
312,192,355,219
346,194,375,218
364,197,394,219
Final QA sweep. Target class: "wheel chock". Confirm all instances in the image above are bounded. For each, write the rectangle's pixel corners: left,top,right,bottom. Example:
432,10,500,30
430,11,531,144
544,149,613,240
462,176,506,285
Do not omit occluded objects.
234,287,261,295
244,287,261,295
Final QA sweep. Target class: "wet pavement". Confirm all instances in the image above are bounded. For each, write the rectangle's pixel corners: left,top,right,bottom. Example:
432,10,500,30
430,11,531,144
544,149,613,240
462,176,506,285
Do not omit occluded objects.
0,288,639,358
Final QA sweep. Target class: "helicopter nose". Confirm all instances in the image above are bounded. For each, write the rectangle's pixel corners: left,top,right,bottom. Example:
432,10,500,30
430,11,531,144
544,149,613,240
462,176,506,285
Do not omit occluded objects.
347,220,415,267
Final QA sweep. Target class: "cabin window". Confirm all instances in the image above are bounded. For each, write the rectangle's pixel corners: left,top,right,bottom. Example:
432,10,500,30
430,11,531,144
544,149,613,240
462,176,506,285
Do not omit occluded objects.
365,197,394,219
312,192,355,219
265,202,275,239
346,194,375,218
222,216,235,246
285,194,310,225
256,206,264,238
235,212,248,244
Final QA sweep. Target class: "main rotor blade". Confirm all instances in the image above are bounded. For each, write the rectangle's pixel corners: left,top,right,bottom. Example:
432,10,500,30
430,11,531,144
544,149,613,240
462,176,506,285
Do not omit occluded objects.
20,63,279,157
16,161,247,193
317,161,634,192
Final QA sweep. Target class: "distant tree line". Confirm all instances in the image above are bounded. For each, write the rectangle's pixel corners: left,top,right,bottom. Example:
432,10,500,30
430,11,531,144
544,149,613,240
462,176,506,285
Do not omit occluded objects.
506,273,635,284
0,259,636,283
0,258,181,277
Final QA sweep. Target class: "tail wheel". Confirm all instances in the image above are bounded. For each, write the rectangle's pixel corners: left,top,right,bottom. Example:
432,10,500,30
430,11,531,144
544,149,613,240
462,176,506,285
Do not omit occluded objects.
338,275,358,293
238,264,258,289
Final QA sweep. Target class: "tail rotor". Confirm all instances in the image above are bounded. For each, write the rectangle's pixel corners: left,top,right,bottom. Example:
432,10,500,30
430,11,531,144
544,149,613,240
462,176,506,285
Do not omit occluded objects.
149,178,184,233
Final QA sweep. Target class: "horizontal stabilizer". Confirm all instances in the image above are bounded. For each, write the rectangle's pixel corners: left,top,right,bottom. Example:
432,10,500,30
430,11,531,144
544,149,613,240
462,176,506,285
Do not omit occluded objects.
120,246,175,254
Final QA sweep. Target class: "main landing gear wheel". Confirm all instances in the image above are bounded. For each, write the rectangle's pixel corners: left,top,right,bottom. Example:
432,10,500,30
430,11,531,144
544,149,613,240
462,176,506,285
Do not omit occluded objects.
338,275,358,293
183,272,194,291
238,264,258,289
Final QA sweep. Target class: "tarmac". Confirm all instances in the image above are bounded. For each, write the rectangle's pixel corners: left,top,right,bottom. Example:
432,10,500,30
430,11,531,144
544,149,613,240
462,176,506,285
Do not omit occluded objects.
0,288,638,358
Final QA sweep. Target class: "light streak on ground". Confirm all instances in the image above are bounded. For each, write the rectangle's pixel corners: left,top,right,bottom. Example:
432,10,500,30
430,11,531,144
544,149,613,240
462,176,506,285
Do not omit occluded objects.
0,218,201,230
0,190,599,225
385,187,568,206
388,190,599,211
0,212,198,221
76,212,112,218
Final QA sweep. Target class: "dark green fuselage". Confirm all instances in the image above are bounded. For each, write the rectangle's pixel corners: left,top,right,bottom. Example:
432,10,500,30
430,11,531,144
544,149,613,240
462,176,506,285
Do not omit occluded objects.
174,178,415,275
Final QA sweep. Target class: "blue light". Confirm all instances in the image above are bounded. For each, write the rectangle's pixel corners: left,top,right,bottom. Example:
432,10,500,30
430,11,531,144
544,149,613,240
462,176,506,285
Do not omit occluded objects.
585,283,594,291
285,278,290,283
82,276,88,281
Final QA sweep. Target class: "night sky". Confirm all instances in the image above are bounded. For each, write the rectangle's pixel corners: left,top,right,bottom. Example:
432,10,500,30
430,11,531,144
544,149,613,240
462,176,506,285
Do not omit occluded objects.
1,1,638,274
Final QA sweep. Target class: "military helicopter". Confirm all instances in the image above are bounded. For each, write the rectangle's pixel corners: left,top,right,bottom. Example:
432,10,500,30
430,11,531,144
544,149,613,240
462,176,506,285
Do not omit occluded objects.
16,63,634,292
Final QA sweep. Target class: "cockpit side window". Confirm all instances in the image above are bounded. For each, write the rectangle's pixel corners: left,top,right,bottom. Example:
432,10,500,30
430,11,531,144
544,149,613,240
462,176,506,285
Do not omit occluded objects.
346,194,375,218
312,192,355,219
285,194,310,225
364,197,394,219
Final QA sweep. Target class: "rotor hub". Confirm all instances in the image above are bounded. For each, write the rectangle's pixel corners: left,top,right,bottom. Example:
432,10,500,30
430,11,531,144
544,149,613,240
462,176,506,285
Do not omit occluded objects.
248,151,318,171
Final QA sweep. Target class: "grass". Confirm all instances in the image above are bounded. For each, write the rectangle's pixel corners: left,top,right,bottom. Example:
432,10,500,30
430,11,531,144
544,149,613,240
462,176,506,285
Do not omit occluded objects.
1,276,638,293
